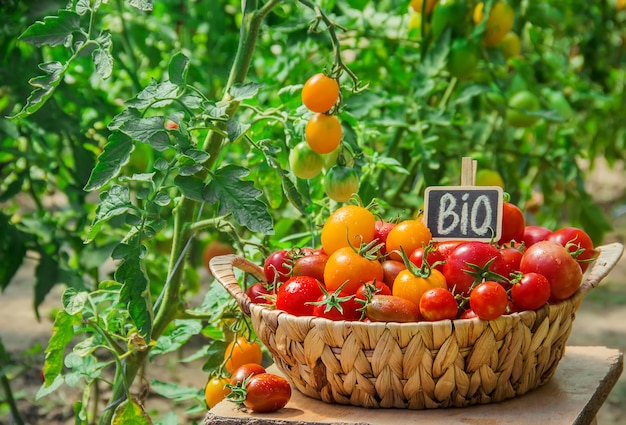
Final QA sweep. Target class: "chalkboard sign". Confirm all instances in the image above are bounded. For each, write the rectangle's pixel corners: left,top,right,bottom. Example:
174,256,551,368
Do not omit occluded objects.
423,186,503,242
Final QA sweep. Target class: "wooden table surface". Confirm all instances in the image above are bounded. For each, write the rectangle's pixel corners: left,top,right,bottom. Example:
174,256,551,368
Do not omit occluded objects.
206,346,623,425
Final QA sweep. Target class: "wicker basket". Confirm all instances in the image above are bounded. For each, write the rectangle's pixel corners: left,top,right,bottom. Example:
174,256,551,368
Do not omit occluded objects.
209,242,623,410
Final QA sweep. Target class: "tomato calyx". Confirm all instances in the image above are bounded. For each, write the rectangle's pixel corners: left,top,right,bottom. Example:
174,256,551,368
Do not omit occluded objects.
344,231,385,261
397,245,441,279
307,280,355,317
225,374,253,406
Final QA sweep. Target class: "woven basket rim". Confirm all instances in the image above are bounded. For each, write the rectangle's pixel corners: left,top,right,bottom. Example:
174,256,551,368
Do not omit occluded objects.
209,242,624,327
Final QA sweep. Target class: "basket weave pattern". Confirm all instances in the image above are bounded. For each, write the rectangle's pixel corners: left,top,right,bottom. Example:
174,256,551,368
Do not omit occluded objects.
210,243,623,410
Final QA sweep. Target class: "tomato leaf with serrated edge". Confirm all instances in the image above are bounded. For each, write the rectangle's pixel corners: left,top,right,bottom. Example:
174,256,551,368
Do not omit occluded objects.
63,288,89,315
229,82,264,101
119,117,170,151
86,185,132,242
128,0,153,11
115,248,153,341
112,399,152,425
84,133,134,191
93,31,113,79
125,80,182,109
10,62,65,119
150,379,204,402
149,320,203,359
19,10,81,47
43,310,77,386
203,165,274,234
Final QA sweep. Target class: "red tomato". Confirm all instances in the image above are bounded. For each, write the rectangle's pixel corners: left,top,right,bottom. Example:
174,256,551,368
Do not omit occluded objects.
419,288,458,321
245,282,272,304
511,273,551,311
459,309,478,319
264,249,292,284
435,240,463,259
230,363,267,386
355,280,392,301
498,245,524,284
365,295,421,323
244,373,292,413
547,227,597,272
409,245,446,272
374,220,396,256
381,259,406,289
442,242,506,296
275,276,324,316
291,250,329,283
469,281,509,320
522,225,552,248
519,241,583,301
498,202,525,245
312,288,362,321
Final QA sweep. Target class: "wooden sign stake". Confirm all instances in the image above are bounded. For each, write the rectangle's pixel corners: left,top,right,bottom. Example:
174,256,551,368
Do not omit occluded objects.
461,157,477,186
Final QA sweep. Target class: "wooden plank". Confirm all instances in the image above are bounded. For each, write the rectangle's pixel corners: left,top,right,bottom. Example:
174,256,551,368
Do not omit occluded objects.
206,346,623,425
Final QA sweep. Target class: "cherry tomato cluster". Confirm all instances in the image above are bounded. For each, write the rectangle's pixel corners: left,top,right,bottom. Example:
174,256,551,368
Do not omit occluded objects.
253,203,596,323
287,73,359,202
204,336,291,413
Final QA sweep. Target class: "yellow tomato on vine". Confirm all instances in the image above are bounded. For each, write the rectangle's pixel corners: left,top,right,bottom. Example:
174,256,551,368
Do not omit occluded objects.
473,1,514,46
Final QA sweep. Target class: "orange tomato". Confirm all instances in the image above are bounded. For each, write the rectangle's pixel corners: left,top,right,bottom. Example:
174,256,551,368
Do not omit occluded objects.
224,337,263,374
384,219,432,262
321,205,376,255
410,0,438,15
302,73,340,113
305,113,342,154
392,268,447,307
324,246,384,294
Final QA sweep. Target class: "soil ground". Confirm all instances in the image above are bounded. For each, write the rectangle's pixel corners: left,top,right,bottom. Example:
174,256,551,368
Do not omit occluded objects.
1,159,626,424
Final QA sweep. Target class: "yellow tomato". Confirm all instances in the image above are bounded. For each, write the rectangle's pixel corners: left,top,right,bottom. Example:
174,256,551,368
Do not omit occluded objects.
321,205,376,255
224,337,263,374
498,31,521,59
473,2,515,46
410,0,438,15
475,169,505,188
205,377,230,408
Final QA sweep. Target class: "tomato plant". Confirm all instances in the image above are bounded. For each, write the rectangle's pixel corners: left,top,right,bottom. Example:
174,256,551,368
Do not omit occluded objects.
302,73,339,113
305,113,343,154
447,38,479,80
506,91,541,128
473,1,515,46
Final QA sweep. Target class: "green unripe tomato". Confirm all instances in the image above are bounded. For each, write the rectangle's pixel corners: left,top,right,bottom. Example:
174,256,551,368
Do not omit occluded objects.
324,165,359,203
431,0,469,40
506,91,541,128
447,38,479,80
289,141,324,179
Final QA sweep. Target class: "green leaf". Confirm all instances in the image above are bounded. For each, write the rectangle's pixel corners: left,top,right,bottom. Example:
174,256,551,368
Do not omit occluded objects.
87,185,132,242
93,31,113,79
36,375,65,400
19,10,81,47
455,84,491,105
120,117,170,151
0,212,29,291
112,399,152,425
128,0,153,12
11,61,65,119
168,52,190,87
84,133,134,191
229,82,264,101
43,310,77,386
226,119,251,143
174,175,206,202
125,80,181,109
203,165,274,234
422,28,451,77
62,288,89,315
150,320,203,358
73,0,91,15
150,380,203,402
116,249,153,341
35,252,85,317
